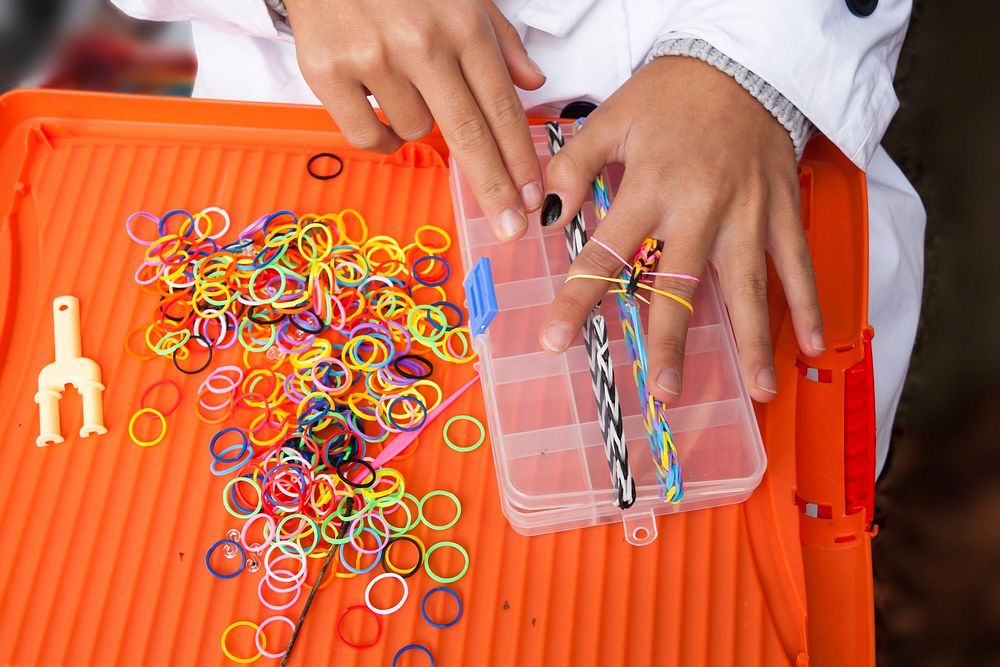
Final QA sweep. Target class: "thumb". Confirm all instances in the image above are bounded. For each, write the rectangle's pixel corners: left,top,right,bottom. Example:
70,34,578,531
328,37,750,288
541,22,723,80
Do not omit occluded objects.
541,113,620,229
484,2,546,91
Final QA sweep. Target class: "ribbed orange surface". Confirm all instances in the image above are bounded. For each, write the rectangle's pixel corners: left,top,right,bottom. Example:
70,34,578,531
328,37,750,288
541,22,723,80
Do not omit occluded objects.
0,91,802,667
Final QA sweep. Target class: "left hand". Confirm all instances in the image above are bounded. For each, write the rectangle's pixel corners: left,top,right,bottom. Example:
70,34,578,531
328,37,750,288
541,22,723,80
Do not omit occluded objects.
538,56,824,404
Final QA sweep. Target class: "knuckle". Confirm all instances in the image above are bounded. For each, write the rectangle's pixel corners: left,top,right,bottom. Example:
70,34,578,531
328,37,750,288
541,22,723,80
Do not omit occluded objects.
654,328,687,358
488,94,525,132
296,48,336,82
451,114,490,153
349,129,393,152
476,173,513,205
556,291,595,321
736,271,768,303
345,41,387,72
395,118,435,142
578,243,626,277
395,30,435,60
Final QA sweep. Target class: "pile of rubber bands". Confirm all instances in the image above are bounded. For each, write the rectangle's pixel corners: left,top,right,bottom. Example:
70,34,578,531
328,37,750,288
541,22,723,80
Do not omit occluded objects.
125,205,483,664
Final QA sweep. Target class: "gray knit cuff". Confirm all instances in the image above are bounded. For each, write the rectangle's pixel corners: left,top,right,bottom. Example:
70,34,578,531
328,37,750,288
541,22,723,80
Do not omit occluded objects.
647,38,813,159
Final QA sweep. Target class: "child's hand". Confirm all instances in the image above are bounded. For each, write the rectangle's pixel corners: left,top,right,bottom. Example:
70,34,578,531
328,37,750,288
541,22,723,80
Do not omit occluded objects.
284,0,546,241
539,57,824,404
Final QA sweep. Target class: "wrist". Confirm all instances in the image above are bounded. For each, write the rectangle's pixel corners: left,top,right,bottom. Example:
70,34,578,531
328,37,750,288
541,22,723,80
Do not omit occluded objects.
647,38,813,160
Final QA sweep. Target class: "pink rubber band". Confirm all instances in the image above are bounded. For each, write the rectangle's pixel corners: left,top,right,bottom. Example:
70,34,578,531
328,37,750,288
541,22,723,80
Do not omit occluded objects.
125,211,160,245
590,237,700,283
255,615,295,659
258,574,302,611
241,513,276,553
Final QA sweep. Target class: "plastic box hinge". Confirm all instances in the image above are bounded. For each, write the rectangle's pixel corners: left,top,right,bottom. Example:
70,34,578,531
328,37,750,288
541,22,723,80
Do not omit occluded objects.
464,257,498,336
843,329,876,529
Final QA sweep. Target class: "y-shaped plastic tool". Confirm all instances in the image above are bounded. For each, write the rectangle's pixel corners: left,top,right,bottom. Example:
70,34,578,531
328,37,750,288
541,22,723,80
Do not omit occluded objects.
35,296,107,446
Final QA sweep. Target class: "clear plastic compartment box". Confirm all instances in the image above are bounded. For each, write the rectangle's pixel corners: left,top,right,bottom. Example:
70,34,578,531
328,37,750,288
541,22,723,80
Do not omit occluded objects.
450,123,766,545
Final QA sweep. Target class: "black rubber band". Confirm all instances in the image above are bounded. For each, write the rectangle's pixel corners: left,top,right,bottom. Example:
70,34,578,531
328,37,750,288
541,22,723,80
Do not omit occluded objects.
290,309,325,335
380,535,424,579
336,457,376,489
307,152,344,181
247,304,284,326
392,354,434,380
172,334,214,375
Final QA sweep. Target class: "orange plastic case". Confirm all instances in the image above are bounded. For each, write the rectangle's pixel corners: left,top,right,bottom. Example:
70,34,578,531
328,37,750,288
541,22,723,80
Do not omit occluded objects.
0,90,877,666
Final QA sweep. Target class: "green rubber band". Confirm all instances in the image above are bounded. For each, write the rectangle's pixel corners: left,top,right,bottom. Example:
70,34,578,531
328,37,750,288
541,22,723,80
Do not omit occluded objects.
424,541,469,584
277,513,320,555
153,329,190,355
378,492,421,536
222,477,262,519
419,490,462,531
443,415,486,453
321,510,365,545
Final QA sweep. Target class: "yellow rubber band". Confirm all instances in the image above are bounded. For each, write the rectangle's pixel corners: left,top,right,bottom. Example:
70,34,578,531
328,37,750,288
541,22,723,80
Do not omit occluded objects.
128,408,167,447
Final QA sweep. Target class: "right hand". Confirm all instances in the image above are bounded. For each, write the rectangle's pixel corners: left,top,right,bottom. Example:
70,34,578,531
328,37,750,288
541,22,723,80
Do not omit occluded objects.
284,0,546,241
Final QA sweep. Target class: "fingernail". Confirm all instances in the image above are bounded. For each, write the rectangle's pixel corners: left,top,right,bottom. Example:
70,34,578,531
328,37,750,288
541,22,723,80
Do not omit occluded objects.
541,194,562,227
498,208,527,239
755,367,778,394
656,369,682,396
811,330,826,352
542,322,573,352
527,56,546,79
521,182,544,211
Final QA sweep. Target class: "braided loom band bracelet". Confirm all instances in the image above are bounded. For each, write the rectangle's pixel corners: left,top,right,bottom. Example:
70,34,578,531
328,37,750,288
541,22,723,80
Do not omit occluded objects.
564,274,694,314
421,586,463,629
423,541,469,584
205,538,246,579
128,408,168,447
419,490,462,531
443,415,486,453
364,572,409,616
221,620,265,664
139,379,182,417
254,615,295,660
337,605,383,649
392,644,435,667
381,535,425,578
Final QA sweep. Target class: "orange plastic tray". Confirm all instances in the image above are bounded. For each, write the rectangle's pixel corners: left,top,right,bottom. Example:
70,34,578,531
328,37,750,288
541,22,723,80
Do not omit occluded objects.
0,90,872,667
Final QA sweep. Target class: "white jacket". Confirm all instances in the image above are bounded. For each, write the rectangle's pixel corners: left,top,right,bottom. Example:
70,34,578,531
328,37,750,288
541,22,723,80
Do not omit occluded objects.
110,0,925,473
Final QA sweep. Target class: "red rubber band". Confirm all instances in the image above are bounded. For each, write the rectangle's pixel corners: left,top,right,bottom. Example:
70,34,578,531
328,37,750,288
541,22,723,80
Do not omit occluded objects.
140,379,183,416
336,604,383,649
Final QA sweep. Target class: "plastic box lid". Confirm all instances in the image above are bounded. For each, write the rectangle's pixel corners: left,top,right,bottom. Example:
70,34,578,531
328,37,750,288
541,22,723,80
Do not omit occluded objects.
450,123,766,545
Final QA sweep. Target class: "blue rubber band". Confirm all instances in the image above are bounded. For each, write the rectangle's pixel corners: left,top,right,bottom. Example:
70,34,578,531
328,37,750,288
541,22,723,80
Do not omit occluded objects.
392,644,435,667
210,443,253,476
338,527,381,574
210,427,249,463
412,255,451,288
386,395,427,432
157,209,195,238
428,301,464,331
420,586,463,629
205,538,246,579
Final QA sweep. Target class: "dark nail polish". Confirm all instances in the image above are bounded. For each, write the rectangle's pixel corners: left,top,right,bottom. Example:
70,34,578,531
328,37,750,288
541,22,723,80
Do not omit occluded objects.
541,194,562,227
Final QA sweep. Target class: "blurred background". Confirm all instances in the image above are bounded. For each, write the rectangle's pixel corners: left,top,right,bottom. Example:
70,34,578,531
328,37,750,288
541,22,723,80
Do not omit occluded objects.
1,1,997,665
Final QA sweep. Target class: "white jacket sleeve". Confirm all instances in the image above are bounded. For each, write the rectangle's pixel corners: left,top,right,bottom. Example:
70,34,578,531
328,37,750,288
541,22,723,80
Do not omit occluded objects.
652,1,912,169
109,0,282,41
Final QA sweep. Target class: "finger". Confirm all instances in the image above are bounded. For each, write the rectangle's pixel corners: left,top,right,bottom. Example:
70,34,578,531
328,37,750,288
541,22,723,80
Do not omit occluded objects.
483,1,546,91
716,221,778,403
417,63,528,241
766,184,824,356
645,233,710,404
368,77,435,142
310,78,402,153
541,114,620,229
539,175,654,353
459,38,544,213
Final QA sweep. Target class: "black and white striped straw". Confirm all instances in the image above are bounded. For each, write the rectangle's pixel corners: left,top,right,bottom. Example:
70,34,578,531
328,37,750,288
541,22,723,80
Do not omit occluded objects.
545,121,636,509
